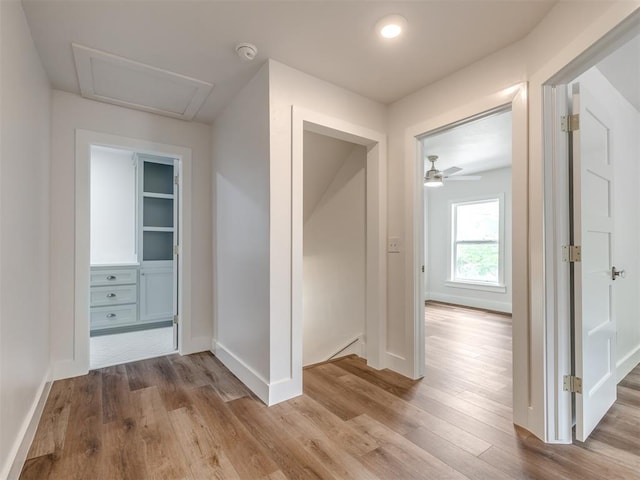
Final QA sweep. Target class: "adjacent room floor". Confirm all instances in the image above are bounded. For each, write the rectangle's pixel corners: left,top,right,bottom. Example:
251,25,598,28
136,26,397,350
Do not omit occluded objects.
20,303,640,479
90,326,175,369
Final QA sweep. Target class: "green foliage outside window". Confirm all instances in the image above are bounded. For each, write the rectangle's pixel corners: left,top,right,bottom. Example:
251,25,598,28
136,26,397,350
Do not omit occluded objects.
455,243,499,282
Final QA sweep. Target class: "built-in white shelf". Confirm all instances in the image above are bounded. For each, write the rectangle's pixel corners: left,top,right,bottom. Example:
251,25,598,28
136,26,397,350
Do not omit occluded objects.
142,226,174,233
143,192,173,200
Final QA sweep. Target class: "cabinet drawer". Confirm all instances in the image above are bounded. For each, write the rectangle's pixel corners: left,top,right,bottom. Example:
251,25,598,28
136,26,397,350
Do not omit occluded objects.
90,268,137,286
90,304,137,329
90,284,137,307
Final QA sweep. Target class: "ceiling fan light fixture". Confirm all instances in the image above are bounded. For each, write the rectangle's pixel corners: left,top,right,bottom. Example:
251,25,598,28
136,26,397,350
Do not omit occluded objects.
424,154,443,187
424,170,443,188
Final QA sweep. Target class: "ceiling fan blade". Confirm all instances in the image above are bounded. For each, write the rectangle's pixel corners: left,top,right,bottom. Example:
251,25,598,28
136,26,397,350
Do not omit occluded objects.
441,166,462,176
445,175,482,181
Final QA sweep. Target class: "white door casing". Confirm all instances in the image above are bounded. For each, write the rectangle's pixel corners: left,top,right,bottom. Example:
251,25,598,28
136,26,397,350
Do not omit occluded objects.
571,82,617,441
173,159,180,351
70,130,190,380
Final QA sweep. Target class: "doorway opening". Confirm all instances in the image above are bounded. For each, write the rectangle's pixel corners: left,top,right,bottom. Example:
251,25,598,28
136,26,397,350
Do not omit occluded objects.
301,131,367,366
408,83,529,428
544,14,640,442
74,130,189,376
285,107,386,404
420,107,514,414
88,145,179,369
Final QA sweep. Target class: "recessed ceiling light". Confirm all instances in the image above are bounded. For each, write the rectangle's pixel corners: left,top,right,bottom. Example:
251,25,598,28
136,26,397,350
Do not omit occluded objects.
376,14,407,39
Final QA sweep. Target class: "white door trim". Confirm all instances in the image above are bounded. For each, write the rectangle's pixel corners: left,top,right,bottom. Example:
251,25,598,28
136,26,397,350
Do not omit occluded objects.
542,11,640,443
69,129,191,378
406,83,531,428
291,107,387,380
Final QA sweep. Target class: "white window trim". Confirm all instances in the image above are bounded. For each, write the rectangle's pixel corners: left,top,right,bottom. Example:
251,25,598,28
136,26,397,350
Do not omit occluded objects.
448,193,505,289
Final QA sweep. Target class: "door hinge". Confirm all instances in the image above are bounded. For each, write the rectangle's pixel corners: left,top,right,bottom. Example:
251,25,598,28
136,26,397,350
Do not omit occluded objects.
561,114,580,132
173,315,179,325
173,245,180,256
174,175,180,185
421,265,425,273
563,375,583,394
562,245,581,263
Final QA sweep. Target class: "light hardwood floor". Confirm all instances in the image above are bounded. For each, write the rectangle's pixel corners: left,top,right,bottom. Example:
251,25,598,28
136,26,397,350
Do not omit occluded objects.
20,302,640,479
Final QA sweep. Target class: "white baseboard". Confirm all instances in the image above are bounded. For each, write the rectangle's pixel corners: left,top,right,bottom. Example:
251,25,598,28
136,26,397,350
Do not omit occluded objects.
211,340,270,404
182,335,212,355
384,351,417,378
3,369,52,480
211,340,302,406
617,344,640,383
426,291,512,313
267,375,302,406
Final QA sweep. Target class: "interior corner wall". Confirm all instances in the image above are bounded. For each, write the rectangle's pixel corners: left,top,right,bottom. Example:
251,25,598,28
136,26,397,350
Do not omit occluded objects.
303,145,366,366
267,59,386,395
50,90,213,375
0,1,52,477
426,167,512,313
211,63,271,401
574,67,640,381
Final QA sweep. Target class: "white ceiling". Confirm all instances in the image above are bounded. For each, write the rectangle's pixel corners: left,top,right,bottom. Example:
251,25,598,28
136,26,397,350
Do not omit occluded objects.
21,0,556,124
597,34,640,112
422,109,512,176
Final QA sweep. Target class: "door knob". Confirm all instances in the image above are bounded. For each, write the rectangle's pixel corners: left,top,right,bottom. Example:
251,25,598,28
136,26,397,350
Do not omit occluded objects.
611,266,625,280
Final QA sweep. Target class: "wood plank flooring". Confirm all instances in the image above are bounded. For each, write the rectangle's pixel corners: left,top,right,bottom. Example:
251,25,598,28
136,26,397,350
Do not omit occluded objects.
20,302,640,479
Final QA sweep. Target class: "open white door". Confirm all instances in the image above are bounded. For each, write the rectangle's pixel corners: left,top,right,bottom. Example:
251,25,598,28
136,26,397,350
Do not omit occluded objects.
570,82,617,441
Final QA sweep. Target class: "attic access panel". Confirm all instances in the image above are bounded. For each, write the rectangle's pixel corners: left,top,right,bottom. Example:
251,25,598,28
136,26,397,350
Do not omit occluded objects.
73,44,213,120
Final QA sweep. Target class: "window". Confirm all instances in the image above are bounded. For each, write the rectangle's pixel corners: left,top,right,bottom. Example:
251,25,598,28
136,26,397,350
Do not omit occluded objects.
450,197,503,286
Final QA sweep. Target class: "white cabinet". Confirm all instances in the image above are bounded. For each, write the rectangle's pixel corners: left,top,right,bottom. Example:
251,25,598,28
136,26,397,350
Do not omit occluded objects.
140,266,173,323
90,265,138,333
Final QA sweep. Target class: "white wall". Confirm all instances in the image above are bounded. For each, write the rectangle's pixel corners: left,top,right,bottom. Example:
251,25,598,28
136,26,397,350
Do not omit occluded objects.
0,1,52,477
211,63,271,396
50,90,213,376
90,146,137,265
426,167,512,313
574,67,640,380
303,142,366,366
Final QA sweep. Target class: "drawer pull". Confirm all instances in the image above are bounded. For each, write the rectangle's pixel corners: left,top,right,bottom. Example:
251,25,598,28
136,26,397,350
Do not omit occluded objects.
106,293,117,298
106,313,117,319
106,275,117,280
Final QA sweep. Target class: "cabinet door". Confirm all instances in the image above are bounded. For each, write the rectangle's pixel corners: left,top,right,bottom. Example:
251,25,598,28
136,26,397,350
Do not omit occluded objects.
139,267,173,322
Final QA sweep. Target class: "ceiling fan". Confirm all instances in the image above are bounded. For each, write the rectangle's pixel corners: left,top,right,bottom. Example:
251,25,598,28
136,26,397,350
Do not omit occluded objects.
424,155,481,188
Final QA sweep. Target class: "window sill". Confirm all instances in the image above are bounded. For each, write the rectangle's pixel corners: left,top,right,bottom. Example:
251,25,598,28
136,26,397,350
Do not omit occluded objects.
445,280,507,293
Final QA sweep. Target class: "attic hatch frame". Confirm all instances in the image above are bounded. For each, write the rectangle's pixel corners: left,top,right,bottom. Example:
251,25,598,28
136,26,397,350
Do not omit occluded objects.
288,107,387,401
404,83,530,430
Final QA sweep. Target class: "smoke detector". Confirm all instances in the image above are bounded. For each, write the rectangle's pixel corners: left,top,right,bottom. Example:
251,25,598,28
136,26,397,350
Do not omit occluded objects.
235,43,258,61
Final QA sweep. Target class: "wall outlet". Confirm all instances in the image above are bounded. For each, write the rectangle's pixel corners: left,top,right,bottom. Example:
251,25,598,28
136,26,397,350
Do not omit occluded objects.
388,236,401,253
